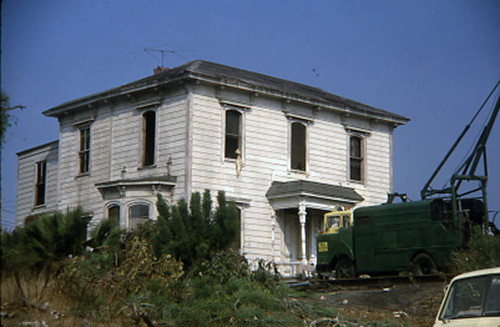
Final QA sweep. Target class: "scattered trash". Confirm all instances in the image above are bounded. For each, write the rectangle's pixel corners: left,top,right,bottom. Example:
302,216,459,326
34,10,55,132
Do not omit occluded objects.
342,299,349,305
51,309,64,319
319,295,325,300
393,311,408,319
383,287,391,292
19,321,48,327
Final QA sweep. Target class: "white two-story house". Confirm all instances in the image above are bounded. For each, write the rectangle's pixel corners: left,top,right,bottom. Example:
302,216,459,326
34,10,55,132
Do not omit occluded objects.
16,60,408,274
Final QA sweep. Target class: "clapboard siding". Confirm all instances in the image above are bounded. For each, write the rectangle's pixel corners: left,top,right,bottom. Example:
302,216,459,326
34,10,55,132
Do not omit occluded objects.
189,84,396,261
16,141,59,225
19,88,190,227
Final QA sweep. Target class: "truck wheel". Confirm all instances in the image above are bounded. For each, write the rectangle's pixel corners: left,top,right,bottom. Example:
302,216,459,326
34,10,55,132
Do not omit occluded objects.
411,253,437,276
335,258,356,279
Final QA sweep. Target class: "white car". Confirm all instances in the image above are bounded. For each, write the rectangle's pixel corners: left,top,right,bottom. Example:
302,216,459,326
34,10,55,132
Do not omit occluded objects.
434,267,500,326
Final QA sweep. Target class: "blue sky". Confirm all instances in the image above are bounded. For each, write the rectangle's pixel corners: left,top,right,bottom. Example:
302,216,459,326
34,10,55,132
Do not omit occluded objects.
2,0,500,230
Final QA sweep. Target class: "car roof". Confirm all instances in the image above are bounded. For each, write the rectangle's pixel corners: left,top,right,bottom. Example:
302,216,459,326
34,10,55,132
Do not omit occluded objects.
451,267,500,282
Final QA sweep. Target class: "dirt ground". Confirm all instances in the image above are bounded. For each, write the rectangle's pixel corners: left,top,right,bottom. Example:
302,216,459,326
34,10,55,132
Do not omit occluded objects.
307,282,446,326
1,281,446,326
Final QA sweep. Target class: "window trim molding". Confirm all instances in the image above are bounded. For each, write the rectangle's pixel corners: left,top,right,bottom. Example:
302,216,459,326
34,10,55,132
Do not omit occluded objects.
72,117,95,128
343,123,372,136
105,202,121,226
134,99,162,111
221,102,248,163
127,200,153,230
347,132,366,184
283,111,314,124
77,125,91,176
288,119,309,174
34,160,47,207
139,109,158,168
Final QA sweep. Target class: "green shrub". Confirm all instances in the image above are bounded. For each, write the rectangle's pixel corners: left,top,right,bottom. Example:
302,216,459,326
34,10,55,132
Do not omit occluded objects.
59,234,184,322
448,225,500,275
1,208,89,276
152,190,240,271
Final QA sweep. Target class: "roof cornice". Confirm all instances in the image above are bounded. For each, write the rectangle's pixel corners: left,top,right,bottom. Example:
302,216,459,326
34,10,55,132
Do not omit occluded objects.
43,60,409,126
187,72,408,126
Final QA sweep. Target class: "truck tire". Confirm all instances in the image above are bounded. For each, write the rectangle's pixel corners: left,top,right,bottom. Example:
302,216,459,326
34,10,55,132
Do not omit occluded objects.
411,253,437,276
335,258,356,279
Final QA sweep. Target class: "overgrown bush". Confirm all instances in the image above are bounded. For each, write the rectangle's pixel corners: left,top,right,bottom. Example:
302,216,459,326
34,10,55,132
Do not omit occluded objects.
152,190,239,271
1,208,89,304
4,192,328,326
59,235,184,314
1,208,89,275
448,225,500,275
84,217,122,254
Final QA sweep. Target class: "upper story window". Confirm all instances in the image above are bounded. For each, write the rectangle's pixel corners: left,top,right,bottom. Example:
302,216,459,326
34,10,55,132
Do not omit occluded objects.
79,127,90,174
129,203,150,229
35,160,46,206
142,111,156,167
291,122,307,171
350,135,364,181
225,109,242,159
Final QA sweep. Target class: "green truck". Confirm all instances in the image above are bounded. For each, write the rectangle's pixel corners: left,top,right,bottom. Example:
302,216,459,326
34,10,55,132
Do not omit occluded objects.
316,198,485,278
317,81,500,278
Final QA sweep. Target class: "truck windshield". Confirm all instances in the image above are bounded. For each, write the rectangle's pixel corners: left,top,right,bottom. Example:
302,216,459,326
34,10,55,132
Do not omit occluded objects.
324,212,352,233
440,274,500,320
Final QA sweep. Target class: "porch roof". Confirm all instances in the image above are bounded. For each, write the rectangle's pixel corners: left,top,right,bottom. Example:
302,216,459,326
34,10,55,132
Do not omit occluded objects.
266,180,363,210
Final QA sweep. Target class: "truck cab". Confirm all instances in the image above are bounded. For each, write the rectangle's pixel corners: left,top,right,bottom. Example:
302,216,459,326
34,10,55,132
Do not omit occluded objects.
316,207,355,278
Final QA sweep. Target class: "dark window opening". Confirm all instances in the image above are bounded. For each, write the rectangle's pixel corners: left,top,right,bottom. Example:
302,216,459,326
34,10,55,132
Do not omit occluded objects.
143,111,156,166
129,204,150,229
350,135,363,181
35,160,47,206
225,110,241,159
231,208,242,251
291,122,306,171
79,127,90,173
108,205,120,226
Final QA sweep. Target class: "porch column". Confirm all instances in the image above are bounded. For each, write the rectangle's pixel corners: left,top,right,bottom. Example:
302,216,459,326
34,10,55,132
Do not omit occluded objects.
298,202,307,264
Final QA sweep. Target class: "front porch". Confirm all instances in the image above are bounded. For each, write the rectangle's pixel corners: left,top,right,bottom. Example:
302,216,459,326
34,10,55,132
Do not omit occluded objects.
265,180,363,276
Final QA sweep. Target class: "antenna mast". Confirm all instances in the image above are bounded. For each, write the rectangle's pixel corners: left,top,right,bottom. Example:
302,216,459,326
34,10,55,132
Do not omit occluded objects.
143,48,191,67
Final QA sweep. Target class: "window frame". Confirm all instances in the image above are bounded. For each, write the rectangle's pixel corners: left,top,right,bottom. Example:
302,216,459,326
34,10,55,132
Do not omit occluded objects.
224,109,242,160
78,126,91,175
128,202,151,230
289,120,308,172
106,203,121,226
348,133,365,182
34,160,47,207
141,110,157,167
221,103,247,162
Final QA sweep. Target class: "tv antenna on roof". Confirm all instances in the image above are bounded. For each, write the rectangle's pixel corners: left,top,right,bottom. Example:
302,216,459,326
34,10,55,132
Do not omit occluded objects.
143,48,193,67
